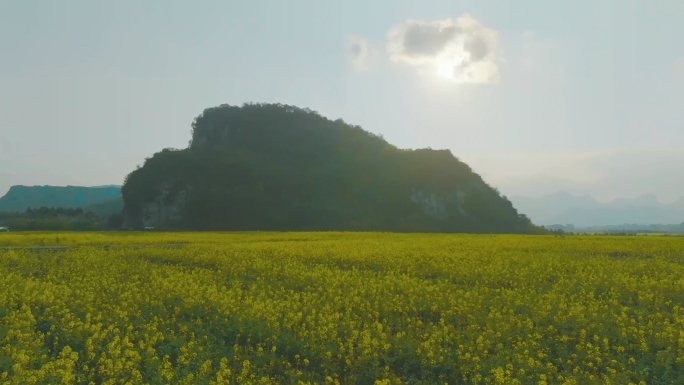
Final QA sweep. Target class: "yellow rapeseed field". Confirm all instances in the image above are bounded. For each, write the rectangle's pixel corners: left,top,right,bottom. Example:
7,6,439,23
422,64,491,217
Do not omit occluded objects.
1,232,683,384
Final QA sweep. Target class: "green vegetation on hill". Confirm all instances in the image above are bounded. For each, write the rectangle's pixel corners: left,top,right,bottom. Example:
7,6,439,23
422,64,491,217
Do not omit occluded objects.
122,103,542,233
0,185,121,213
0,206,103,231
84,197,124,219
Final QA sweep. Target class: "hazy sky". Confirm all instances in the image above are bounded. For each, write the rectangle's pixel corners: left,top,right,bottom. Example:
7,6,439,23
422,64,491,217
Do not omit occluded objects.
1,0,683,202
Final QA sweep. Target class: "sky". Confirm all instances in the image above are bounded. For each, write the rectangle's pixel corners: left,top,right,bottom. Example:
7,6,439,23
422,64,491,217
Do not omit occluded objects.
1,0,683,203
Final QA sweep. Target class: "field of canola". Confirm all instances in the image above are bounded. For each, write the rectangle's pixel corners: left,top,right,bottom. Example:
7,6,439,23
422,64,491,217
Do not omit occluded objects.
1,232,684,384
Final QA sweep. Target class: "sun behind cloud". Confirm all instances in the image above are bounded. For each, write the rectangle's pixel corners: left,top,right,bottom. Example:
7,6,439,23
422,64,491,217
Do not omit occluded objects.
386,14,503,84
434,56,465,80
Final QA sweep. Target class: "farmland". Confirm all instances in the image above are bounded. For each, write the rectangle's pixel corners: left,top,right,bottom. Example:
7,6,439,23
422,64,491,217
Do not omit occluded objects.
1,232,684,384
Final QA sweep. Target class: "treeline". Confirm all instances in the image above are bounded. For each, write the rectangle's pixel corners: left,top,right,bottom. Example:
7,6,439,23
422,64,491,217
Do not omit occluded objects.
581,223,684,233
26,206,97,219
0,206,122,231
546,223,684,234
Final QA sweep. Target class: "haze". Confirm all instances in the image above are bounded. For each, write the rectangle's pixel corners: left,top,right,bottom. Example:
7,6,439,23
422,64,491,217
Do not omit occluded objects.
1,0,683,203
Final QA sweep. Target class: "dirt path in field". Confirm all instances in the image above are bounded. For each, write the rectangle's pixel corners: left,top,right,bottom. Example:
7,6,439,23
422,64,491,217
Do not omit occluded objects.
0,244,187,252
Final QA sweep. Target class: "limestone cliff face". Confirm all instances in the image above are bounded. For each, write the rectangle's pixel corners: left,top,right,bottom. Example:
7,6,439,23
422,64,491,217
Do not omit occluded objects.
140,190,186,228
191,124,244,150
123,184,186,228
409,188,468,218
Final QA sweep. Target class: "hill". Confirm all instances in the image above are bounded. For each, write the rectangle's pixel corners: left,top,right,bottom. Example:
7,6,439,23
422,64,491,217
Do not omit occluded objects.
121,103,543,233
510,192,684,227
0,185,122,213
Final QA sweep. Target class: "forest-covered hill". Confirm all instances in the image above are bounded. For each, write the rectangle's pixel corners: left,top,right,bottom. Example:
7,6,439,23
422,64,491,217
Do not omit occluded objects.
122,103,543,233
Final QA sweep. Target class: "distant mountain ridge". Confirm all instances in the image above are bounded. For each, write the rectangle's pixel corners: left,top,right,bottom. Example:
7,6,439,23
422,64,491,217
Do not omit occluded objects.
0,185,122,213
510,192,684,227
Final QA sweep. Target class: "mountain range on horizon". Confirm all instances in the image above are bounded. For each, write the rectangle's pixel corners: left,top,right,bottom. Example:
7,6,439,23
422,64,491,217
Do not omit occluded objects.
0,185,122,214
509,191,684,227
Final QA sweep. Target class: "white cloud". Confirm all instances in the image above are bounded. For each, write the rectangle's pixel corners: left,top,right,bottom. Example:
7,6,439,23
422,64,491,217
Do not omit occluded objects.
346,35,370,72
386,14,503,84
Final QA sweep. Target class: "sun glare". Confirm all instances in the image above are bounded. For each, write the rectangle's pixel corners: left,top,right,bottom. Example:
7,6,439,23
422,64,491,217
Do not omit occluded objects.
434,58,461,81
435,61,453,79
